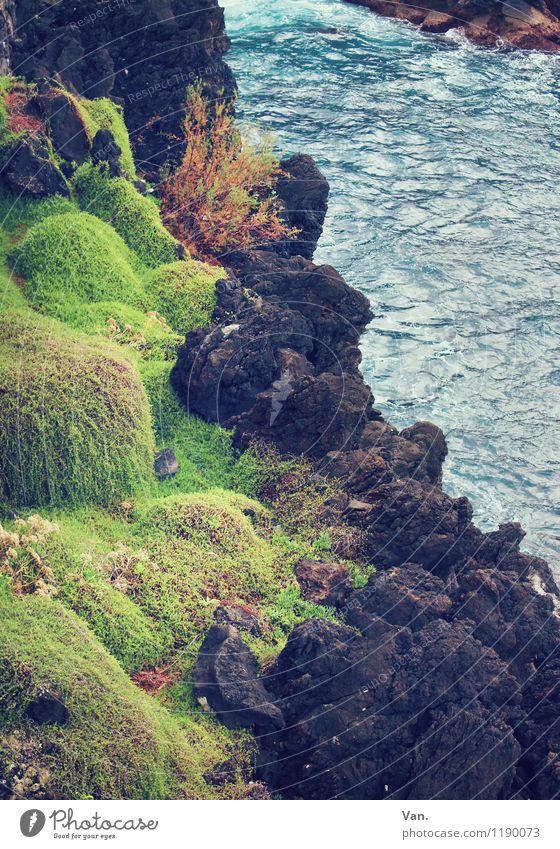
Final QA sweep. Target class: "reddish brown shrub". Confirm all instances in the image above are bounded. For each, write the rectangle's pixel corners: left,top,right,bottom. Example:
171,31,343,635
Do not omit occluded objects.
5,87,42,136
161,86,296,261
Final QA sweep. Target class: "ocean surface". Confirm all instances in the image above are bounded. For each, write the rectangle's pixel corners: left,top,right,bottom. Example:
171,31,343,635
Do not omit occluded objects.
221,0,560,570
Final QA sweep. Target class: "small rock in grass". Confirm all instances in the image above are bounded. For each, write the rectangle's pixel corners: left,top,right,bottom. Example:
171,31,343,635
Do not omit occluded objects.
294,558,353,608
25,690,69,726
154,448,179,479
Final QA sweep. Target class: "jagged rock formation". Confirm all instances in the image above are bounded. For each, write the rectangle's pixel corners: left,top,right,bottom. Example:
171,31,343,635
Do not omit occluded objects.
0,1,15,75
344,0,560,52
185,154,560,798
2,0,235,175
276,154,330,260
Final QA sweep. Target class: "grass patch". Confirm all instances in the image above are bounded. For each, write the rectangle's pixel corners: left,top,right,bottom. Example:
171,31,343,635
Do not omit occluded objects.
144,260,223,335
142,361,236,493
0,310,155,508
66,301,181,361
74,163,178,268
0,583,241,799
9,211,145,319
0,185,77,238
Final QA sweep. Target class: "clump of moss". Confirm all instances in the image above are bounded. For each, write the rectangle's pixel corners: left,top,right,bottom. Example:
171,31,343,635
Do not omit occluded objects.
67,301,180,361
0,583,240,799
233,440,338,539
117,491,282,645
0,186,77,238
144,260,223,335
77,96,137,180
74,163,179,268
0,310,155,507
10,211,145,319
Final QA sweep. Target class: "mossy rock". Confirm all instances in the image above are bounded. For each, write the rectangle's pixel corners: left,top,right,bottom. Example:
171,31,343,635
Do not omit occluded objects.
74,163,179,268
144,260,223,336
0,310,155,507
77,96,136,179
10,211,145,319
0,584,234,799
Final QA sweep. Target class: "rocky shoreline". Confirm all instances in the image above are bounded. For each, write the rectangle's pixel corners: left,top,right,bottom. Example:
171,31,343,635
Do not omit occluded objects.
1,0,559,800
343,0,560,52
177,158,560,799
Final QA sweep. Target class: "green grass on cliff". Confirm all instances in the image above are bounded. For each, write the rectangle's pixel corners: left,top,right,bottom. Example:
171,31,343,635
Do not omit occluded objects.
0,310,155,508
0,82,360,801
65,301,181,362
9,211,145,319
78,97,137,180
144,260,223,335
74,163,178,268
0,583,243,800
142,360,236,493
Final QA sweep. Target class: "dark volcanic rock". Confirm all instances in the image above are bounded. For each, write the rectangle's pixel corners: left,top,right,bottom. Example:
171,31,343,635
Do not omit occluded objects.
192,624,284,734
345,563,453,632
230,251,373,373
259,615,521,799
35,88,91,166
172,296,313,423
154,447,179,479
6,0,236,176
276,154,330,259
214,604,262,636
360,419,448,486
0,1,15,76
25,691,69,726
294,558,353,607
1,137,69,198
343,0,560,52
231,370,375,458
91,129,123,178
354,478,475,572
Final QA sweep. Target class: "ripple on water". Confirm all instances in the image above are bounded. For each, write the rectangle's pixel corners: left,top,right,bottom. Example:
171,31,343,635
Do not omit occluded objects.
222,0,560,571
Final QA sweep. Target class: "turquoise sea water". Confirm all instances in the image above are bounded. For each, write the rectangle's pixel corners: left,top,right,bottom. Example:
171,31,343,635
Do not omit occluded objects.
221,0,560,568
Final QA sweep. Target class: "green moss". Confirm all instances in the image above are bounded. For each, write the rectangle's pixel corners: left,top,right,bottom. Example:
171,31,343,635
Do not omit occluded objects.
0,310,155,507
116,491,284,648
0,584,238,799
59,577,170,674
141,360,236,492
144,260,223,335
74,163,179,268
0,231,27,312
66,301,181,361
78,96,137,180
10,211,146,319
0,185,78,237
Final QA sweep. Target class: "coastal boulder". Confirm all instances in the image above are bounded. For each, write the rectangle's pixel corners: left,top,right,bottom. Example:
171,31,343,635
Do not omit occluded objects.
276,153,330,259
1,137,69,198
192,624,284,735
